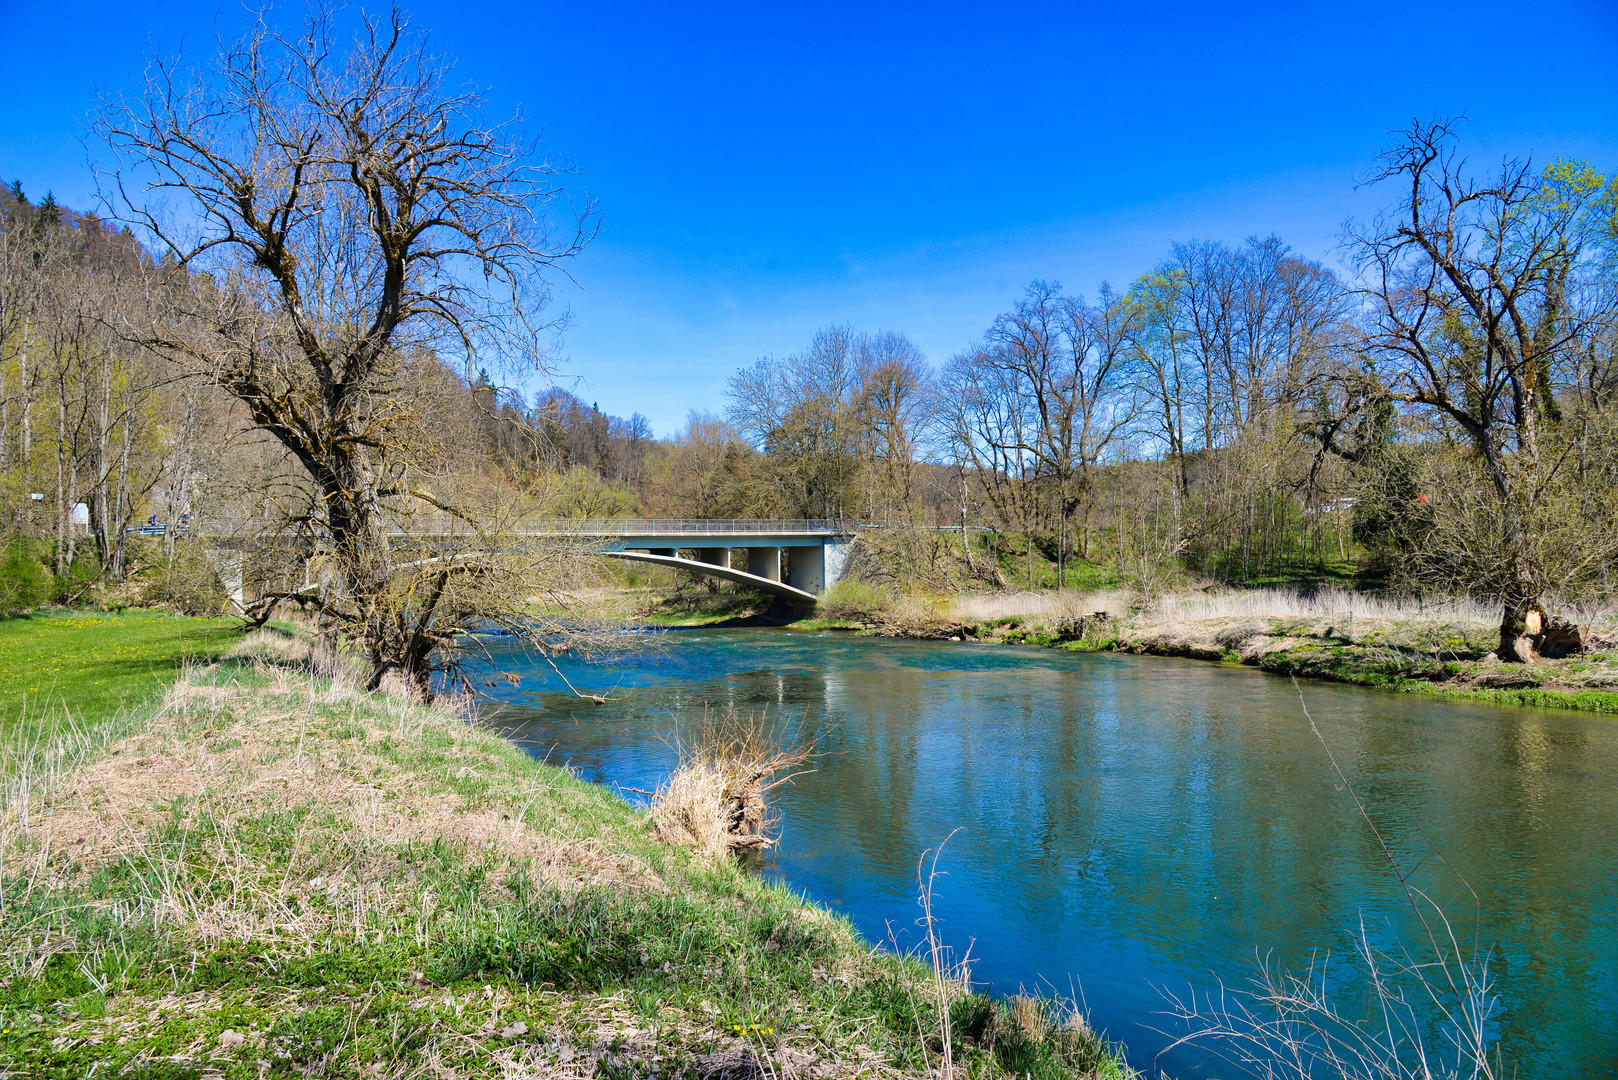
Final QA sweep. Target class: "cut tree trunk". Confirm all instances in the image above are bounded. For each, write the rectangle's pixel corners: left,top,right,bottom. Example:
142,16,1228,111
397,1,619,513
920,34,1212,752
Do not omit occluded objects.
1497,578,1542,664
1536,615,1586,659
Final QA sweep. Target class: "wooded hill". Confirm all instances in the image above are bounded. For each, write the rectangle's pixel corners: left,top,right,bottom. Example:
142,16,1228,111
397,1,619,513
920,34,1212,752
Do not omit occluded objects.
4,121,1618,666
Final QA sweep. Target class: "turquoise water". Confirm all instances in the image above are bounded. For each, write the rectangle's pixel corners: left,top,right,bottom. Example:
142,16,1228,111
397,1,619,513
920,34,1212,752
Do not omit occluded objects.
468,629,1618,1076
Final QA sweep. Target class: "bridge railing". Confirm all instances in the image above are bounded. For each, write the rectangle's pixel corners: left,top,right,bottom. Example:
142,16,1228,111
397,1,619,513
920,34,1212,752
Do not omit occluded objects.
513,518,855,536
186,518,859,539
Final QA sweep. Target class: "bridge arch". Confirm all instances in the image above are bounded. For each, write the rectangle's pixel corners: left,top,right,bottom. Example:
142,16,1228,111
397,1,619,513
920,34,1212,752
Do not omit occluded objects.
603,551,818,602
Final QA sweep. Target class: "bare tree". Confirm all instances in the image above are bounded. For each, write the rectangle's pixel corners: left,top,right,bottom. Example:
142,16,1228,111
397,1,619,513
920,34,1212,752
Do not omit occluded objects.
1128,266,1195,500
940,281,1139,585
98,5,599,694
1351,119,1615,660
650,411,762,518
854,332,932,523
727,327,862,519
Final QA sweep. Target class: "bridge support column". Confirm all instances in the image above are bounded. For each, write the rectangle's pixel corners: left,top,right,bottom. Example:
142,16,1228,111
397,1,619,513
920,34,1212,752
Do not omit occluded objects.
745,547,781,581
692,547,729,567
787,544,825,595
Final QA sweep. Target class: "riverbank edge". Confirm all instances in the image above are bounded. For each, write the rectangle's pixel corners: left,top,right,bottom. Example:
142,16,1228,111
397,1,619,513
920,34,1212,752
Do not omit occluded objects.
629,597,1618,717
0,622,1136,1079
797,615,1618,715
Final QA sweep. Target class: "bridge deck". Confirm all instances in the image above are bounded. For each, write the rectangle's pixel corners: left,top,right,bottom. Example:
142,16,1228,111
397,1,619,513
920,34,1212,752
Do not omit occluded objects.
516,518,855,536
192,519,858,541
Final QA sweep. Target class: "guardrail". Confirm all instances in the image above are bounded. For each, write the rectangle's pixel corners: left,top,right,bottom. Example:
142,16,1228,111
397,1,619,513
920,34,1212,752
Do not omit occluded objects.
184,518,859,538
515,518,854,535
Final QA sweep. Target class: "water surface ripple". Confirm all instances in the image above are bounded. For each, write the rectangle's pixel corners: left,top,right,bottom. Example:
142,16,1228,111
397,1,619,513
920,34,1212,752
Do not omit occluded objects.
468,629,1618,1077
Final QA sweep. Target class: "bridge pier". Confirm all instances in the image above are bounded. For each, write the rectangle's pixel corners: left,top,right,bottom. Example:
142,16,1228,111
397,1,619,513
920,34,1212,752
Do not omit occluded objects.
745,546,781,581
787,545,824,594
203,547,246,613
692,547,730,567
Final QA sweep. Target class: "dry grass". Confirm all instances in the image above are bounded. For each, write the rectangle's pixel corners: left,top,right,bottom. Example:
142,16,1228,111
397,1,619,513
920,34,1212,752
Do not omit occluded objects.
954,586,1618,636
949,590,1135,625
1148,588,1498,626
0,649,656,960
650,709,815,860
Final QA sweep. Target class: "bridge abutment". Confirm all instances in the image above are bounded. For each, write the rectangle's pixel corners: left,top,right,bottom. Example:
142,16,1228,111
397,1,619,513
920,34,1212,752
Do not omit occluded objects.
787,545,824,594
823,538,850,591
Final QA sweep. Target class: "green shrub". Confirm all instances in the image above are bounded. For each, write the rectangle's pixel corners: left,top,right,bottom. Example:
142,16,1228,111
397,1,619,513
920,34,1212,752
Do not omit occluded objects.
0,533,54,616
138,544,228,616
55,549,101,602
816,580,889,620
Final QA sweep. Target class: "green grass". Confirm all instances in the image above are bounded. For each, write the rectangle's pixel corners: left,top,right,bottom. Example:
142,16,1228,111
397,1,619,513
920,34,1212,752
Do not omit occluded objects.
1253,644,1618,714
0,608,237,732
0,645,1134,1078
785,617,865,632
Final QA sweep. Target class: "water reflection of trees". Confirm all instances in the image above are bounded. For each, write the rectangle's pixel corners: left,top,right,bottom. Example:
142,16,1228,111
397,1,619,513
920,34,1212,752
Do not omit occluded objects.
782,657,1616,1073
482,638,1618,1075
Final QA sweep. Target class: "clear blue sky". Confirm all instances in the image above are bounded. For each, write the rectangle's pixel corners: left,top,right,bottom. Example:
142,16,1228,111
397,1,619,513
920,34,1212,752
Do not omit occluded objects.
3,0,1616,437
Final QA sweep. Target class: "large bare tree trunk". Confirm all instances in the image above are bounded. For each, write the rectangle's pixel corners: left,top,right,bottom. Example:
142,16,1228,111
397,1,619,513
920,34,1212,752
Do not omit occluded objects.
19,316,31,534
112,405,133,581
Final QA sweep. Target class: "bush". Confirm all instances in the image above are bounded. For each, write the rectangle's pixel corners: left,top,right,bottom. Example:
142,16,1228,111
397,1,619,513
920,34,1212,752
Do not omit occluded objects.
0,533,55,616
816,580,890,619
56,548,101,602
138,543,228,616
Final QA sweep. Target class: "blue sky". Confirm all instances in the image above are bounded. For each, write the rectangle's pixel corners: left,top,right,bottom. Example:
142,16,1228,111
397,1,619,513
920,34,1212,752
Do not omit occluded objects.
3,0,1616,436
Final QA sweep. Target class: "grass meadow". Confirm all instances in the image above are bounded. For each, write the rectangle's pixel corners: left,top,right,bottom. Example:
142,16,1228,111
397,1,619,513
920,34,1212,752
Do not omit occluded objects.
0,609,237,734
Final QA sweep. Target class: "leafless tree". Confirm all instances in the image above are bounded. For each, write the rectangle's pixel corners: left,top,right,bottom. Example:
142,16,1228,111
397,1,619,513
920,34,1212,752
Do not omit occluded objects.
96,5,600,694
1350,119,1615,660
649,411,763,518
940,281,1139,584
854,332,932,523
728,327,863,518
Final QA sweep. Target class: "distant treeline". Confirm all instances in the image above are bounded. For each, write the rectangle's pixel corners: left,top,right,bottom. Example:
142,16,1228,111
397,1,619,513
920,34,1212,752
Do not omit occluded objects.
5,123,1618,652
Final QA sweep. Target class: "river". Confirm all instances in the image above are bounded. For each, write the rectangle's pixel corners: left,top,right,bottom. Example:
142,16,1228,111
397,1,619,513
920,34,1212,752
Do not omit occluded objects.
466,628,1618,1077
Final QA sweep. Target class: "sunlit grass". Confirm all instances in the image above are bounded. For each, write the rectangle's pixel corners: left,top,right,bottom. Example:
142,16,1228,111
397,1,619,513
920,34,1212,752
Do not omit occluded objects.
0,608,237,735
0,636,1136,1079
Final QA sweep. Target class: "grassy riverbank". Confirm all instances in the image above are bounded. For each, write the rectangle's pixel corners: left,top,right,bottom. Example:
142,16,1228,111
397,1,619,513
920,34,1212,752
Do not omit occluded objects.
786,585,1618,715
0,608,237,735
0,618,1134,1079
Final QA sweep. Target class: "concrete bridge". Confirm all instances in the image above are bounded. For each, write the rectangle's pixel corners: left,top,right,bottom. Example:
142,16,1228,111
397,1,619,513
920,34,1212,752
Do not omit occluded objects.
201,518,858,607
522,519,855,602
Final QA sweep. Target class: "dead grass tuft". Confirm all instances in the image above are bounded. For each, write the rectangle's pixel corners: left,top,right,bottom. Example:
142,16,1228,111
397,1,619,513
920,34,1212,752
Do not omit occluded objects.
949,590,1135,625
650,710,814,859
1009,995,1048,1039
1148,587,1498,626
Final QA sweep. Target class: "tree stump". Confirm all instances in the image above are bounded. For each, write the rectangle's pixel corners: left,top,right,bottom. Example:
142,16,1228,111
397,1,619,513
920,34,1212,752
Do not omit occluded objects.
1535,615,1585,659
